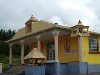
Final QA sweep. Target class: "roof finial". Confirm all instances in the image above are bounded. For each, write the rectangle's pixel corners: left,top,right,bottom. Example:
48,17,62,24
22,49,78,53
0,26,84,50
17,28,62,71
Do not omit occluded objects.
25,15,38,24
31,15,33,17
78,20,82,24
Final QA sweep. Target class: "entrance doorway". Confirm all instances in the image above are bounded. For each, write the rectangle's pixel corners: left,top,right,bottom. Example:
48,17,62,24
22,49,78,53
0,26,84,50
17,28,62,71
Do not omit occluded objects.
47,42,55,60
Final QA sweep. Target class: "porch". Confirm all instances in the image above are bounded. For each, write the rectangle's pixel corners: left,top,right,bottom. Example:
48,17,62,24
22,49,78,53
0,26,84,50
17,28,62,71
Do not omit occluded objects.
8,27,82,65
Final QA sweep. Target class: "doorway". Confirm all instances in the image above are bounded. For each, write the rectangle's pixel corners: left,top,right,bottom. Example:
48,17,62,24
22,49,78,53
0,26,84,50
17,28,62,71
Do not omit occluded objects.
47,42,55,61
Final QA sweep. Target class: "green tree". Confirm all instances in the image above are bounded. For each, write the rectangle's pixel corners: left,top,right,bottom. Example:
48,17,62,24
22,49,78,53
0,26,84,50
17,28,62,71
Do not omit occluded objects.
0,29,16,55
0,41,9,55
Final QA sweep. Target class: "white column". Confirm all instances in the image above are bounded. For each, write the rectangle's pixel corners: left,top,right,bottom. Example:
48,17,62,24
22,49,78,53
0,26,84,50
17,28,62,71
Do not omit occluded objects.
9,44,13,64
52,30,60,62
21,40,24,64
78,35,84,62
54,34,59,62
36,35,41,52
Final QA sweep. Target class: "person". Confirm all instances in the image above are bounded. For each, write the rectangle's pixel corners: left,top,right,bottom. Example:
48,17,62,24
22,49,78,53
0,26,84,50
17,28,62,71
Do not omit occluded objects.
37,59,42,66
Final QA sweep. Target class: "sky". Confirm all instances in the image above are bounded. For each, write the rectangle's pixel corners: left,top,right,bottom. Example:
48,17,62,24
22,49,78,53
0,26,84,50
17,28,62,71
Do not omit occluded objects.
0,0,100,32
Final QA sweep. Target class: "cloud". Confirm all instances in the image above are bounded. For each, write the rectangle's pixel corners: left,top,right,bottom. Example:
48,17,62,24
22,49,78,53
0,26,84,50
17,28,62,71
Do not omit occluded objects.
0,0,100,32
48,16,64,25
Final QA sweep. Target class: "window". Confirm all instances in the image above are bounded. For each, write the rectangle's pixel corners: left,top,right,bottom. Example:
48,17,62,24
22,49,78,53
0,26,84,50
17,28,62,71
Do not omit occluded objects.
89,36,98,52
64,38,71,53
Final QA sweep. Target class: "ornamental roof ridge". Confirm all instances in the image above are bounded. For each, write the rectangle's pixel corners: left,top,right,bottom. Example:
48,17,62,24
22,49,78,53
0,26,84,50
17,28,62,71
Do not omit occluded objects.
25,15,38,24
39,20,58,27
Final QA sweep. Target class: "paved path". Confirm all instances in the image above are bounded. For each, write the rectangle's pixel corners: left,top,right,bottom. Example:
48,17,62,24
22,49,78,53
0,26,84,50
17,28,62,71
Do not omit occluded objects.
1,73,100,75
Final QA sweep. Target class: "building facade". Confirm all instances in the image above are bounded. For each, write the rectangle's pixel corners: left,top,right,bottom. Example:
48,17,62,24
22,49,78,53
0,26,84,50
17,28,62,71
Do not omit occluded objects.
7,15,100,74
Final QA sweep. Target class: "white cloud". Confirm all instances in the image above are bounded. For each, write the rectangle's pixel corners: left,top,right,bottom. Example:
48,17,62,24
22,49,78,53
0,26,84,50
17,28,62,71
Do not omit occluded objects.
48,16,64,25
0,0,100,32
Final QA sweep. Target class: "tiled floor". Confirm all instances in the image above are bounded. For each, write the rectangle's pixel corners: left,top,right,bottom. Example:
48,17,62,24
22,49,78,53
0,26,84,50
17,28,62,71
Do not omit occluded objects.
0,73,16,75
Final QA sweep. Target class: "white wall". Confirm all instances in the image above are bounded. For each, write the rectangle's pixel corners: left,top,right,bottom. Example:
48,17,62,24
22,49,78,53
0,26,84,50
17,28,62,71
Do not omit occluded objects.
0,63,2,73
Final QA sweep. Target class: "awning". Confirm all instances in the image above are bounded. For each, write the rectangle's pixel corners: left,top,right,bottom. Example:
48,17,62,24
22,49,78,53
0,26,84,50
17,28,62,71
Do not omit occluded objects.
24,48,46,59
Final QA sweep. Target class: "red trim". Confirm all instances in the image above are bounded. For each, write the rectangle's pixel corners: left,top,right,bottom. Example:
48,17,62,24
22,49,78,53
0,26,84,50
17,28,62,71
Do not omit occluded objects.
41,41,43,52
32,42,34,49
89,51,100,54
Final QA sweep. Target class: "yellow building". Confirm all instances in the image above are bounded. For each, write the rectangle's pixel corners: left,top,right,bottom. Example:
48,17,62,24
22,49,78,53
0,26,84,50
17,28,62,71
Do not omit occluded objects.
7,15,100,74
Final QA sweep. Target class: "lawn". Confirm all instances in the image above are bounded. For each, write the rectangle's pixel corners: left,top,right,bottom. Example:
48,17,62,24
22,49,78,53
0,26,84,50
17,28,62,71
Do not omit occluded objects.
0,55,20,71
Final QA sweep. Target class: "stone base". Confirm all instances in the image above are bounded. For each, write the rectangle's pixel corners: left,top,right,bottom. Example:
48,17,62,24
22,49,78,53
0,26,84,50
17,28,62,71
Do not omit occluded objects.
45,62,68,75
25,65,45,75
88,64,100,73
68,62,88,74
45,62,88,75
9,62,100,75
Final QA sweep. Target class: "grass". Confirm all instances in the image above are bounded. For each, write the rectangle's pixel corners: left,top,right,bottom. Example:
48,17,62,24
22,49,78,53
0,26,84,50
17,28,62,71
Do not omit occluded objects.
0,55,9,71
0,55,20,71
12,56,21,65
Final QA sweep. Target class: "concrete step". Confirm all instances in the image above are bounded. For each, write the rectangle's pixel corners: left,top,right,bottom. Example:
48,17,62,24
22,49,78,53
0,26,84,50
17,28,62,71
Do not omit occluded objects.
7,66,25,74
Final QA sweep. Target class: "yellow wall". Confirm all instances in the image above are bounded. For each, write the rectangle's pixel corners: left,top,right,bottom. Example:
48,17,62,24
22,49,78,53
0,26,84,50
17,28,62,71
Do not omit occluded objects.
31,21,55,33
31,36,79,62
58,36,79,62
83,36,100,64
